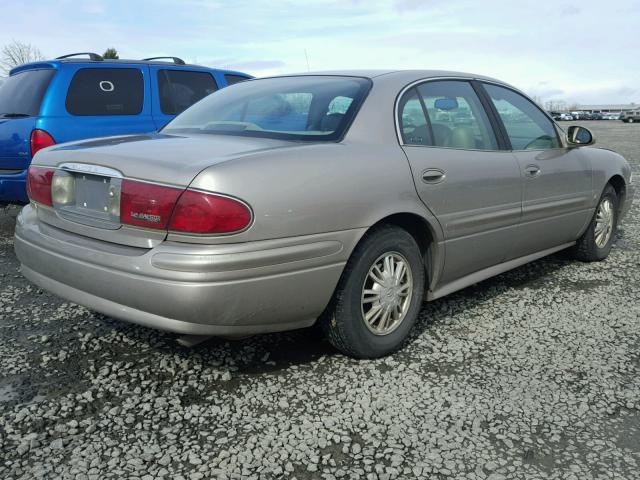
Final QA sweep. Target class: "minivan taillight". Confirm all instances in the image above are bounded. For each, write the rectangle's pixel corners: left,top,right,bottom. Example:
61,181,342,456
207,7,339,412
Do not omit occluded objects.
27,166,55,206
120,180,182,230
169,190,252,234
30,129,56,157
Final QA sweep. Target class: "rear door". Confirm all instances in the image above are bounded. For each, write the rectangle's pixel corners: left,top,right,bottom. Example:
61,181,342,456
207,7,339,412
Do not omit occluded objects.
480,83,593,256
0,67,56,171
399,79,522,285
45,64,155,145
149,67,219,129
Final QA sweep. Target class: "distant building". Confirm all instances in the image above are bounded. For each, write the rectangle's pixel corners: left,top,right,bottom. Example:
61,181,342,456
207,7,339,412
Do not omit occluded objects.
576,103,638,113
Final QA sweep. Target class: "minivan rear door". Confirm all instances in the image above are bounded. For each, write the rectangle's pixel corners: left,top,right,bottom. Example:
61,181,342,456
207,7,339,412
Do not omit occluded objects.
41,64,155,145
0,68,56,172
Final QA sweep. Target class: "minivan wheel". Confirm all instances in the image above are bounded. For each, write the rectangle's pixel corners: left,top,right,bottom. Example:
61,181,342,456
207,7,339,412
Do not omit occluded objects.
573,184,619,262
321,224,425,358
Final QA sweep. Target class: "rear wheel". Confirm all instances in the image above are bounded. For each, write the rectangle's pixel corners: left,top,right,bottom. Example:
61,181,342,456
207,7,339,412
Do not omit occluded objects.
573,184,618,261
321,224,425,358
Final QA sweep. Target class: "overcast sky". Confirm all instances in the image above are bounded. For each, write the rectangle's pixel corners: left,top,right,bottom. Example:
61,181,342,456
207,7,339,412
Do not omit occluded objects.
2,0,639,105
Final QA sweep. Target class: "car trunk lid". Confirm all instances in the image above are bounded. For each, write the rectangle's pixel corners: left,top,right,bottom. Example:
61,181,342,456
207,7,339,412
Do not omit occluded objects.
31,133,297,247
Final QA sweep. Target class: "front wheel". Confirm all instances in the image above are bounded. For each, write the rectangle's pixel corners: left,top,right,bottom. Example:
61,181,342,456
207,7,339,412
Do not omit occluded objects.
573,184,618,261
321,225,425,358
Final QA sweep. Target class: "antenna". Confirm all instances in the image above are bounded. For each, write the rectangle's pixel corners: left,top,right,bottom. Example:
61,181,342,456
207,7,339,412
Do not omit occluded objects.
304,49,310,72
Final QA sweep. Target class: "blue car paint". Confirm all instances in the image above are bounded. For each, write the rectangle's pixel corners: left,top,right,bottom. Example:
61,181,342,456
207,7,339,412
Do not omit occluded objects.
0,60,251,204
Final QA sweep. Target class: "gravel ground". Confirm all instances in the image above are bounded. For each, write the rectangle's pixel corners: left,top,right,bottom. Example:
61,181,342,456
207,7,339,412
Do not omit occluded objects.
1,121,639,480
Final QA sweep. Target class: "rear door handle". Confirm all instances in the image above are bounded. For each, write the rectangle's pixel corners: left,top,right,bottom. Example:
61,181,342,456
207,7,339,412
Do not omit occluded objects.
524,165,541,177
422,168,446,184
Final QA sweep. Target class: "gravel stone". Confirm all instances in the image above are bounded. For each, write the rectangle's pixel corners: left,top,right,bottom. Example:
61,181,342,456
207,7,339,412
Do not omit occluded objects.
1,122,639,479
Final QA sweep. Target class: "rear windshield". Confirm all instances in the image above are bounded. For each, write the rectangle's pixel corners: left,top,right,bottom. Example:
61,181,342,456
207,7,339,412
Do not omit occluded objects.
162,76,371,141
0,69,55,117
66,68,144,116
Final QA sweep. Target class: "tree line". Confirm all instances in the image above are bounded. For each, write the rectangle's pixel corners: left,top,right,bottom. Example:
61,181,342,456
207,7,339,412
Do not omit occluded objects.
0,40,119,76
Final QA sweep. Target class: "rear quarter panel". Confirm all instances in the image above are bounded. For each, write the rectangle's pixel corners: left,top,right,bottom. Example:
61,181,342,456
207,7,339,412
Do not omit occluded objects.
185,142,440,244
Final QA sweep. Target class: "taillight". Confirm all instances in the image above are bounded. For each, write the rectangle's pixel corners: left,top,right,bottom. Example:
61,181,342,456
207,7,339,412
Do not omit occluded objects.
120,180,182,230
118,180,252,234
169,190,252,234
27,166,55,206
30,129,56,157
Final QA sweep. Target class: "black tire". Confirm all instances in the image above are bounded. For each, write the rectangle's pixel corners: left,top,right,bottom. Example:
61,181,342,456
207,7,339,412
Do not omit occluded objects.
573,184,618,262
321,224,425,358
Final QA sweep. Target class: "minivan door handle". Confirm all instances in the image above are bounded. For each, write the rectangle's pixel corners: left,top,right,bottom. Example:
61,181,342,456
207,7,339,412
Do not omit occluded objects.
524,165,541,177
422,168,446,184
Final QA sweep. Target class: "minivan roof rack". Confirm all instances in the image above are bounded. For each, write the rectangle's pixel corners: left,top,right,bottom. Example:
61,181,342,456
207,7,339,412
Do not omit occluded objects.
142,56,186,65
56,52,104,61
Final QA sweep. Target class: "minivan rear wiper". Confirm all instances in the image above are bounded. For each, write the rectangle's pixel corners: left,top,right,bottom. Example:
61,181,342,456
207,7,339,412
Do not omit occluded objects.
0,113,31,118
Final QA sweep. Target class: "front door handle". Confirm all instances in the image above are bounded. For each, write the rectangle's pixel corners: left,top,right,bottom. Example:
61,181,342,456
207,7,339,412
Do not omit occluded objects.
422,168,446,184
524,164,541,177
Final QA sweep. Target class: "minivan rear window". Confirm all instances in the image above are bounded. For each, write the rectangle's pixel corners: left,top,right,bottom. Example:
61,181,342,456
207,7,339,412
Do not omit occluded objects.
66,68,144,116
157,70,218,115
224,74,249,86
0,69,55,117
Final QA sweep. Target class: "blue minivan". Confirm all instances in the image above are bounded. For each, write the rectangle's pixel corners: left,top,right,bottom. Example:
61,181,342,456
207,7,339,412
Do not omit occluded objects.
0,53,251,205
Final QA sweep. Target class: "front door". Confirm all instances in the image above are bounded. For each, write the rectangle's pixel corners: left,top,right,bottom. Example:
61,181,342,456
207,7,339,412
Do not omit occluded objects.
481,83,593,256
398,80,523,285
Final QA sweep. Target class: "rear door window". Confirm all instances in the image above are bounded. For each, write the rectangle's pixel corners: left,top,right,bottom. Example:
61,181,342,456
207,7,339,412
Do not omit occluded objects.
398,88,431,145
224,74,249,86
158,70,218,115
399,80,498,150
0,69,55,117
66,68,144,116
483,84,561,150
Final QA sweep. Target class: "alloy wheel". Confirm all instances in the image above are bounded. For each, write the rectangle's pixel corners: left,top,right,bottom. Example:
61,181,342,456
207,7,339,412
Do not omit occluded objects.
361,252,413,335
594,198,614,248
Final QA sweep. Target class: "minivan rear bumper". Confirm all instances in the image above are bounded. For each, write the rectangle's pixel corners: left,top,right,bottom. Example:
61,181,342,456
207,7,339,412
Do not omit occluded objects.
0,169,28,204
15,204,361,336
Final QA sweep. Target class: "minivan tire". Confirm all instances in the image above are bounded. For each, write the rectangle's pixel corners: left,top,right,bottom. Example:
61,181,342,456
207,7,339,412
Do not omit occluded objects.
321,224,425,358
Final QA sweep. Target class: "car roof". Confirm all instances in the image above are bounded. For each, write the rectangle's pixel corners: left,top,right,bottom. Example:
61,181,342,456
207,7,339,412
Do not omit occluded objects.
278,69,502,81
261,69,516,90
10,58,250,77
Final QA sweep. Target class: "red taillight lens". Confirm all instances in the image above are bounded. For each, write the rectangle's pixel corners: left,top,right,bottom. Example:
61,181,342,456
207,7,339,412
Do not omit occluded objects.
27,166,55,206
169,190,252,234
30,129,56,157
120,180,182,230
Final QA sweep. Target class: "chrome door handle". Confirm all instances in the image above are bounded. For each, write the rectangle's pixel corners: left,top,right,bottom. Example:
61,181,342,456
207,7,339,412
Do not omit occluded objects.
524,165,541,177
422,169,446,184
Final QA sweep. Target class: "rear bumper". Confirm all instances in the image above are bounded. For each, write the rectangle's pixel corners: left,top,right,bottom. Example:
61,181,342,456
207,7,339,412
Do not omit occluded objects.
15,205,363,336
0,169,28,204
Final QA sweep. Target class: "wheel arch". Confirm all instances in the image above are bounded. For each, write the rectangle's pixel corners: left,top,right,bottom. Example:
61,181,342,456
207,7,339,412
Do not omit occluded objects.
355,212,442,290
607,174,626,212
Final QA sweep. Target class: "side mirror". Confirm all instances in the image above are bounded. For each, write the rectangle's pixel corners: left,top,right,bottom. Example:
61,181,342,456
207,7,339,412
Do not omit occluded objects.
567,125,595,147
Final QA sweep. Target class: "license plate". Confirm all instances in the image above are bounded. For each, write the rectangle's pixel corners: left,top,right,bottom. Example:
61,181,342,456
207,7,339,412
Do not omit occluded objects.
53,165,122,228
